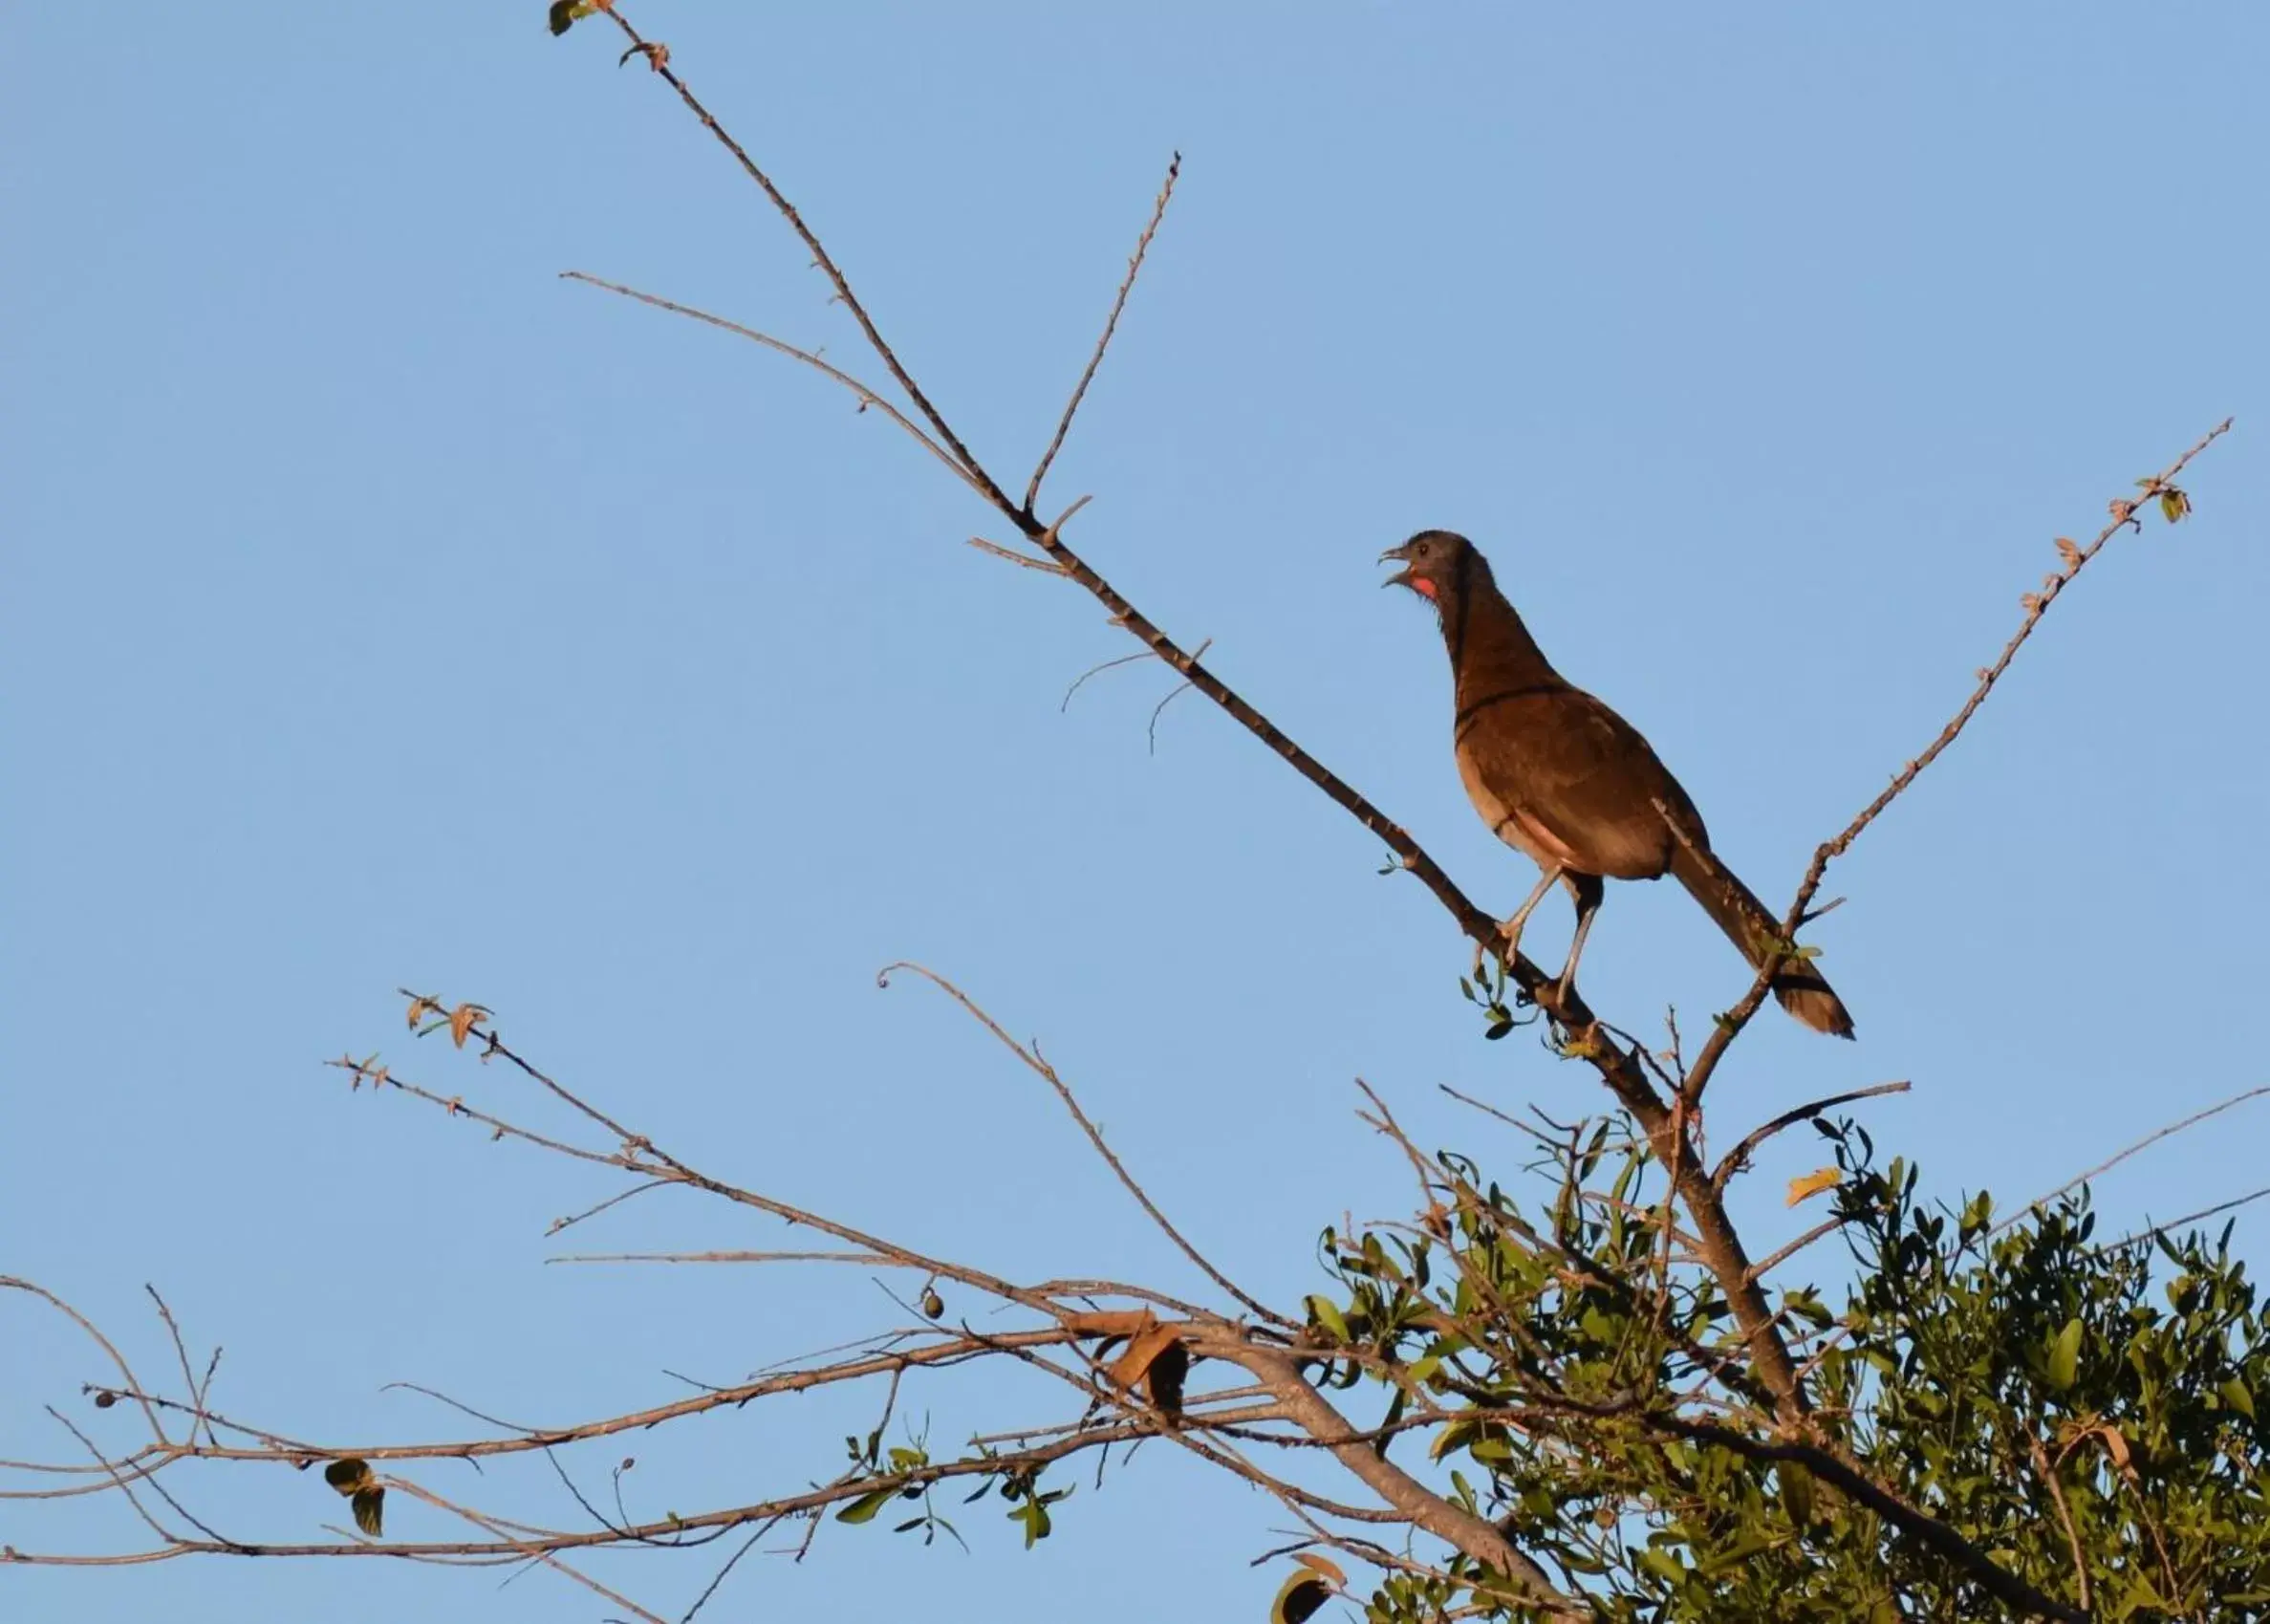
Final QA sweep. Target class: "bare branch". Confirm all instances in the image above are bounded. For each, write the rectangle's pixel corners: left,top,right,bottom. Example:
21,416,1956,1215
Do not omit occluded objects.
876,961,1287,1327
1995,1081,2270,1235
560,272,986,499
594,7,1014,510
1026,152,1181,512
1786,417,2234,923
1712,1082,1913,1191
2093,1182,2270,1256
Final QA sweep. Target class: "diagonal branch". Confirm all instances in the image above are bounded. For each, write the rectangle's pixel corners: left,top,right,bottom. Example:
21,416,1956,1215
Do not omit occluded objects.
1025,152,1181,512
560,271,987,499
1230,1346,1594,1621
877,961,1288,1328
572,1,1829,1443
596,6,1013,511
1788,417,2233,925
1678,417,2235,1106
1995,1080,2270,1236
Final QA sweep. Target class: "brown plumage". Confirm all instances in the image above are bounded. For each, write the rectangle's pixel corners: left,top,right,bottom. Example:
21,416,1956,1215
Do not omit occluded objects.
1382,530,1853,1038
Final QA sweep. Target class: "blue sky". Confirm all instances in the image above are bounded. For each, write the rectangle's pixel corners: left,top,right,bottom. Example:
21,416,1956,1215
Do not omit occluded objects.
4,4,2265,1619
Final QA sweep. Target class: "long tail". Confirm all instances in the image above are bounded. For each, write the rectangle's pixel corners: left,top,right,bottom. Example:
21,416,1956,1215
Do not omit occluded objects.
1669,843,1855,1039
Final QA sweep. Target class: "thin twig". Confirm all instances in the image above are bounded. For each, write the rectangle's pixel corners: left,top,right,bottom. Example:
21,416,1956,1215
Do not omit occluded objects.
561,272,984,499
966,535,1067,574
1062,648,1162,711
1785,417,2235,924
877,962,1287,1328
2092,1183,2270,1255
1994,1082,2270,1235
546,1250,899,1267
1712,1082,1912,1192
1025,152,1181,512
1745,1213,1850,1283
2028,1434,2091,1615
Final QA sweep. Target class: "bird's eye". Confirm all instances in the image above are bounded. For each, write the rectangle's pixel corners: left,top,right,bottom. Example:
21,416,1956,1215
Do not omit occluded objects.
1414,542,1430,557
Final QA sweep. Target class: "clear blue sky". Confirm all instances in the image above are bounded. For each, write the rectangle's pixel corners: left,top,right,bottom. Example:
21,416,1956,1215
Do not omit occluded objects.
5,4,2265,1619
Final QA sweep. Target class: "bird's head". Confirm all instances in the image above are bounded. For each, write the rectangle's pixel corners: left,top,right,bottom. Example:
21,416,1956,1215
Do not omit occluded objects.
1379,529,1480,606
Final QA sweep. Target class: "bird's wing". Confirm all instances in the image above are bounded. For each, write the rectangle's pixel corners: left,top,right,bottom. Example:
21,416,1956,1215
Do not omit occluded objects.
1457,687,1706,880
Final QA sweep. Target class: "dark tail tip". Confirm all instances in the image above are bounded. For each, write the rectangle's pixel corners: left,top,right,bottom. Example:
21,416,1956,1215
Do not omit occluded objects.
1776,980,1856,1040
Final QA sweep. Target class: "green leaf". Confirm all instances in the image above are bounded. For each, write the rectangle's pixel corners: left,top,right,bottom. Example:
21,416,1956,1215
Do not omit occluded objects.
548,1,600,34
2221,1376,2256,1419
2047,1316,2084,1392
1305,1294,1350,1343
2159,487,2192,523
323,1458,374,1496
1779,1462,1815,1527
1008,1496,1053,1547
349,1486,385,1538
835,1486,897,1525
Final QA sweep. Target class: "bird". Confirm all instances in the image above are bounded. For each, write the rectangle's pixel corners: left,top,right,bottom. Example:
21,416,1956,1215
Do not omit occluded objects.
1380,530,1854,1038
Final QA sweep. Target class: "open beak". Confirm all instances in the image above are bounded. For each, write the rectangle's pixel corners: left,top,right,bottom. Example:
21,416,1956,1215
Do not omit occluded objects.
1378,543,1416,591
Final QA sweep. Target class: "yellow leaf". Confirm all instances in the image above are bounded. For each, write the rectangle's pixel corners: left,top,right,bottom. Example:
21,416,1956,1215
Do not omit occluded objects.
1785,1168,1842,1206
1291,1553,1347,1586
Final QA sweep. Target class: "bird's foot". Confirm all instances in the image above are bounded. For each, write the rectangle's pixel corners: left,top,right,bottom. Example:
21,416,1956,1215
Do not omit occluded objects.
1472,923,1522,985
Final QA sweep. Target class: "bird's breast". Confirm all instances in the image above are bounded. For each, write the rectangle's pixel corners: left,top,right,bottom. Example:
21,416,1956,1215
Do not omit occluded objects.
1455,742,1583,872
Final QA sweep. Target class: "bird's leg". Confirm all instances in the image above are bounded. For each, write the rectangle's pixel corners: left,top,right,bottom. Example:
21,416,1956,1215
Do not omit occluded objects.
1555,873,1607,1004
1478,865,1565,980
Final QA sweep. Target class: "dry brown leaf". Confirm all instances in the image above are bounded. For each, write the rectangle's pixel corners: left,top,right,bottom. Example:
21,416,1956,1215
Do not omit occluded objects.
2100,1424,2132,1474
2055,536,2083,568
1107,1321,1184,1391
1291,1553,1348,1586
405,995,435,1030
1785,1167,1842,1206
1066,1310,1154,1342
447,1004,483,1049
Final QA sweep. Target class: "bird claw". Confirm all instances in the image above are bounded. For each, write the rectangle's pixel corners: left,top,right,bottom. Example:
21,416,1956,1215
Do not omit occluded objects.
1474,919,1526,985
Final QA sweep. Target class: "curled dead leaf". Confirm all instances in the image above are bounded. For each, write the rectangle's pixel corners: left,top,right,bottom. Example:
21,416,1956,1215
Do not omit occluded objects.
1067,1310,1155,1344
1108,1320,1186,1396
446,1003,487,1049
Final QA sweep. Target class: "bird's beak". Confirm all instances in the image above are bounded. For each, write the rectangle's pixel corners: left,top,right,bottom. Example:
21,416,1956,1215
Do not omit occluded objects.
1378,544,1416,591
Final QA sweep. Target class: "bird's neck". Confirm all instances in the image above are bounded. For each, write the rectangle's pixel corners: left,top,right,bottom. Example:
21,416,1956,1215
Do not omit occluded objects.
1441,558,1560,704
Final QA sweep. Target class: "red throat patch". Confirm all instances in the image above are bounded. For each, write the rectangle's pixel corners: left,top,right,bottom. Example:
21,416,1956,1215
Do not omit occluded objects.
1410,576,1438,600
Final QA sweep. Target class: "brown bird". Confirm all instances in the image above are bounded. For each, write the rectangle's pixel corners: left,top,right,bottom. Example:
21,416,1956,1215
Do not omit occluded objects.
1381,530,1853,1038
